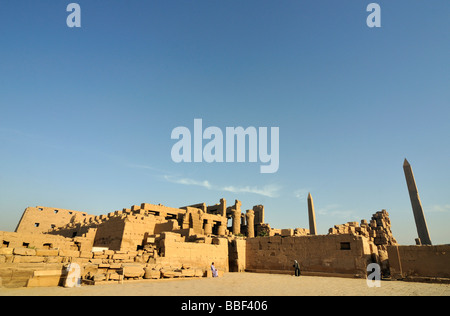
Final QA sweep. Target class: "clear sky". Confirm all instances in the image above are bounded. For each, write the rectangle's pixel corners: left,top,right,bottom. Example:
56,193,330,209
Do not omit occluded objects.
0,1,449,245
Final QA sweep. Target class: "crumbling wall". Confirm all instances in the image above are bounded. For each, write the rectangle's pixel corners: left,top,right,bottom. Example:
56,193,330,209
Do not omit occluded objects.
0,231,229,288
246,234,376,277
160,232,229,273
15,206,92,234
0,231,85,251
328,209,397,275
387,245,450,281
228,238,246,272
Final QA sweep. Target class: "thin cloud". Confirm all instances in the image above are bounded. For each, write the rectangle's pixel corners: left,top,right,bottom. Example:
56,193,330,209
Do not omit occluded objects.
293,189,309,200
428,204,450,213
163,175,213,190
163,175,281,198
317,204,356,219
222,184,281,198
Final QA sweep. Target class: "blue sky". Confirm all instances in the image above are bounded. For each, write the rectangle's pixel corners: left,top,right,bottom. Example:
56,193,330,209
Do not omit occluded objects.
0,1,449,245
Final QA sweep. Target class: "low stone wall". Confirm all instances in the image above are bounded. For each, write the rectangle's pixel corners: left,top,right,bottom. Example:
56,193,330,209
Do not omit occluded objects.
160,232,229,274
0,234,228,288
387,245,450,281
246,234,376,278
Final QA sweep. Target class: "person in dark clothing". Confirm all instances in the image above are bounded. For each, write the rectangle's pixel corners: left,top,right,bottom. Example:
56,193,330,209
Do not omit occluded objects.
293,260,301,276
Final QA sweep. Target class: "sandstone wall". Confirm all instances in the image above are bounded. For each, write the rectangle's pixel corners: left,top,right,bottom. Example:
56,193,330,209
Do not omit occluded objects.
160,232,229,273
15,206,92,234
228,238,246,272
387,245,450,280
246,234,376,277
0,233,228,288
1,231,81,251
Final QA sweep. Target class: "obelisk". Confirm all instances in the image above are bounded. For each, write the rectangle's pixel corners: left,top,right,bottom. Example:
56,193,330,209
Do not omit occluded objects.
403,159,432,245
307,193,317,235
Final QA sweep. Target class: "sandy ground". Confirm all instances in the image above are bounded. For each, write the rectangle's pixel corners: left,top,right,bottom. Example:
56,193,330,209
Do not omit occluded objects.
1,272,449,296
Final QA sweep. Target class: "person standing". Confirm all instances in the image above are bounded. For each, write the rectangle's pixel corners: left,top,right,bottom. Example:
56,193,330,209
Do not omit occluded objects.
293,260,301,277
211,262,218,277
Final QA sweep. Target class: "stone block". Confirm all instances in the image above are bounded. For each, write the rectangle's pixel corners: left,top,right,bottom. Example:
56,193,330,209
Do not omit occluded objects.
161,268,182,278
0,248,13,255
35,249,59,257
93,252,108,259
107,272,121,281
104,250,115,256
112,253,130,260
59,249,80,258
92,273,106,282
144,268,161,279
109,263,122,269
281,229,293,237
181,269,196,277
80,251,93,259
27,270,64,288
13,248,36,256
13,255,45,263
45,256,63,263
122,264,145,278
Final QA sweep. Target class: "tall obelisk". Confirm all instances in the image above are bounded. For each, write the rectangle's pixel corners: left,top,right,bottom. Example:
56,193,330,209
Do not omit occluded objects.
403,159,432,245
307,193,317,235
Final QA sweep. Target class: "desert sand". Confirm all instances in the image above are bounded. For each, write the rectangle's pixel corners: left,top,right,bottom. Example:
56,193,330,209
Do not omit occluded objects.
1,272,449,296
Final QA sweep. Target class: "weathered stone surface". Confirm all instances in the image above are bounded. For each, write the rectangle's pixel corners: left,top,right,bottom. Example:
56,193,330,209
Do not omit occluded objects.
0,248,13,255
35,249,59,257
122,264,145,278
160,268,182,278
144,268,161,279
107,272,121,281
13,255,45,263
13,248,36,256
58,249,80,258
92,273,106,282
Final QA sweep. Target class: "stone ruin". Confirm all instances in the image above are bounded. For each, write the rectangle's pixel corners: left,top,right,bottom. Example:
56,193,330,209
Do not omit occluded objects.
0,198,260,287
1,197,449,288
328,210,398,275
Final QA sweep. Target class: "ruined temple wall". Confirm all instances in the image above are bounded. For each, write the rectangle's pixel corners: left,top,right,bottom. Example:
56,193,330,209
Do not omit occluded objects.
387,245,450,280
228,238,246,272
160,233,229,273
92,217,126,251
119,215,161,251
245,234,376,277
0,231,79,250
15,206,92,234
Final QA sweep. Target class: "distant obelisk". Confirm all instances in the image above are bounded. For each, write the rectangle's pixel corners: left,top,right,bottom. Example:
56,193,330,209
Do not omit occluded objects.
307,193,317,235
403,159,432,245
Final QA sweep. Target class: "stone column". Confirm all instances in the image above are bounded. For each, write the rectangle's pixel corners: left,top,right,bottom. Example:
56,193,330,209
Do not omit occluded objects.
203,219,212,235
232,209,241,235
307,193,317,235
253,205,265,224
403,159,432,245
219,198,226,217
246,210,255,238
231,200,242,235
217,221,226,236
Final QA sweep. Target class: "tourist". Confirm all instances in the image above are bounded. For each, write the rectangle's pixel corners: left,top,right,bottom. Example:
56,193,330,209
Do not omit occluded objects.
211,262,218,277
293,260,301,276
